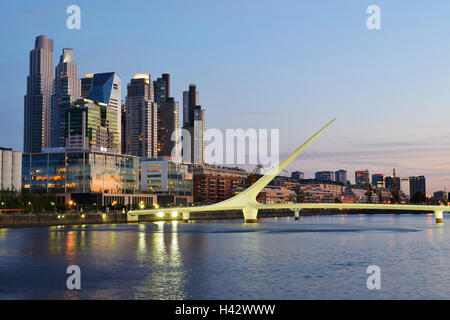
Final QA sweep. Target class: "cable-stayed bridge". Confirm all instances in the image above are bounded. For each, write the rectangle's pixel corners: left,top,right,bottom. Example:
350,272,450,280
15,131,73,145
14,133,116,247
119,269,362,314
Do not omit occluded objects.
128,118,446,224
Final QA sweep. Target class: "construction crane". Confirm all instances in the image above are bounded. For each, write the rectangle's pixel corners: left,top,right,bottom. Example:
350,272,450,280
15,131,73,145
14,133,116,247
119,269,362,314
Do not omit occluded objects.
247,164,264,186
391,168,400,204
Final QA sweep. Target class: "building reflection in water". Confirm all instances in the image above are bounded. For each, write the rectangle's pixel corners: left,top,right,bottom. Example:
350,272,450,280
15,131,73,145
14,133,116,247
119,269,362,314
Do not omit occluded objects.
133,222,187,299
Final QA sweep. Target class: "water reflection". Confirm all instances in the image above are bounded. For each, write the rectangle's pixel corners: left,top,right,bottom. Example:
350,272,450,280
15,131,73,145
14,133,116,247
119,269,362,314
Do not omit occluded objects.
133,222,187,299
0,214,449,299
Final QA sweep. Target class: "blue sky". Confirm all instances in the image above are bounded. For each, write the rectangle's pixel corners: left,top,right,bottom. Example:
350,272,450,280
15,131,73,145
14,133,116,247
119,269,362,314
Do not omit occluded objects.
1,0,450,193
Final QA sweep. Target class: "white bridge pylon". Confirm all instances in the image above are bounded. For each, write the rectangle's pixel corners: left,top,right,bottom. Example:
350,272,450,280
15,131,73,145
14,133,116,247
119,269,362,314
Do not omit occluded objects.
129,118,446,224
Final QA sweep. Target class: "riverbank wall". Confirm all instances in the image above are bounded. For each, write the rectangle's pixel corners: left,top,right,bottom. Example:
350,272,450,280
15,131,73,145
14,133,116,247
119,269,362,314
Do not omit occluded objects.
0,208,434,228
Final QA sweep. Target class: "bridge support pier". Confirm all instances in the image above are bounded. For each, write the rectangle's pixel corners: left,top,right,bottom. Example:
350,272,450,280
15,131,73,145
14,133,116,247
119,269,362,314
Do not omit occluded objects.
126,212,138,222
291,208,301,220
243,207,258,223
434,210,444,224
182,212,190,223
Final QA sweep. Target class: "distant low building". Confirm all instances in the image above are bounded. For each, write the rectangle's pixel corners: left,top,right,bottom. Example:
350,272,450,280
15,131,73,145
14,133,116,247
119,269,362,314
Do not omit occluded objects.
315,171,335,182
257,186,296,204
433,191,446,202
291,171,304,180
298,179,345,203
0,147,22,191
341,185,355,203
191,164,249,204
140,157,192,198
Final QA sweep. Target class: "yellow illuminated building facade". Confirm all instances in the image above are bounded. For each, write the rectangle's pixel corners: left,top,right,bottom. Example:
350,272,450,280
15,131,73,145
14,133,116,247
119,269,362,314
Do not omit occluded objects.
22,150,138,193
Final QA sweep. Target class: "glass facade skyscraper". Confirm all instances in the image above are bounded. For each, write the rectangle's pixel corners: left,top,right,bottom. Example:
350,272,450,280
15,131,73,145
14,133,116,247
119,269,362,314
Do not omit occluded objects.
24,35,54,153
125,74,158,158
89,72,122,153
182,84,205,164
61,99,119,152
51,48,81,147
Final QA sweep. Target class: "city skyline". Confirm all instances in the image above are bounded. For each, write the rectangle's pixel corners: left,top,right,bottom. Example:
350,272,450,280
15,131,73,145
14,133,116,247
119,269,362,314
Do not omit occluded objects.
2,1,450,193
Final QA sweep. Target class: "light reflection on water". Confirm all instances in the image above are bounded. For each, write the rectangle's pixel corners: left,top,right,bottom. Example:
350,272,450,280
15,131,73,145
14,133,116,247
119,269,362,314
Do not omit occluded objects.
0,214,449,300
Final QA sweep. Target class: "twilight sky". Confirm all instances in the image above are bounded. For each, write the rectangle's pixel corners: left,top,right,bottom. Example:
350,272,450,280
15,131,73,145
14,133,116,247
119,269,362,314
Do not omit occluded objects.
1,0,450,194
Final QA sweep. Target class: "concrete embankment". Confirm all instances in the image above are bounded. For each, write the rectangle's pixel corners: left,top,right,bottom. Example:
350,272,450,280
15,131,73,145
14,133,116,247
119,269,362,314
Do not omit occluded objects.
0,208,432,228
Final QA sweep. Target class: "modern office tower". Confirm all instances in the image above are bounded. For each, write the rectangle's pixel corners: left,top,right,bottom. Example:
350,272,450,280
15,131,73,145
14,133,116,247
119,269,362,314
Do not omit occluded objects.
335,170,347,184
158,97,179,158
183,84,199,127
51,48,81,147
371,173,384,188
315,171,335,182
89,72,122,152
409,176,426,196
121,104,127,154
193,106,205,163
24,35,54,153
355,170,368,185
125,74,158,158
291,171,304,180
0,147,22,191
81,74,94,98
153,73,170,104
385,176,401,192
61,99,119,152
182,84,205,164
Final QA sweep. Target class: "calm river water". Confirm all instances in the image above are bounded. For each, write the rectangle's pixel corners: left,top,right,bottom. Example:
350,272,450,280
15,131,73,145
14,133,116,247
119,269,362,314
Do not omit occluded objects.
0,214,449,299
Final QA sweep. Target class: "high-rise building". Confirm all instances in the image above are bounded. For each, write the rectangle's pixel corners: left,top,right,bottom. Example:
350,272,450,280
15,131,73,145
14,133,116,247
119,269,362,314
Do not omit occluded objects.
24,35,54,153
291,171,304,180
121,104,127,154
81,74,94,98
153,73,170,104
51,48,81,147
61,99,119,152
335,169,347,184
125,74,158,158
0,147,22,191
371,174,384,188
315,171,335,182
409,176,426,196
433,191,446,202
355,170,368,185
183,84,199,127
158,97,179,158
89,72,122,153
385,176,401,193
193,106,205,164
182,84,205,164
